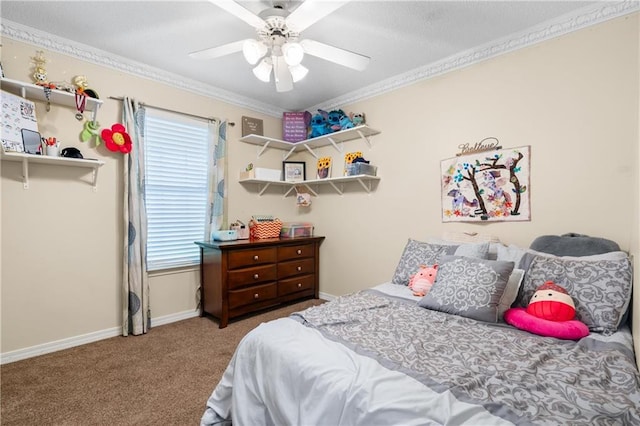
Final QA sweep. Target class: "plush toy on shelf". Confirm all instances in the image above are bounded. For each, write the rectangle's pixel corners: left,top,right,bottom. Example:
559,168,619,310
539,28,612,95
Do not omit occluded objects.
349,112,366,126
504,281,589,340
321,109,342,132
408,264,438,297
309,112,331,138
338,110,354,130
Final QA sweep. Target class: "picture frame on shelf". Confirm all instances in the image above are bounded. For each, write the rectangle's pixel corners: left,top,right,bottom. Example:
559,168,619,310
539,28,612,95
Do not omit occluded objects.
317,156,332,179
344,151,363,176
283,161,306,183
241,116,263,136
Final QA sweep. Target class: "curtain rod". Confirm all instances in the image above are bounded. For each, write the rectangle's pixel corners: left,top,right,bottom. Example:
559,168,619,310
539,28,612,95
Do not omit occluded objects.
108,96,235,126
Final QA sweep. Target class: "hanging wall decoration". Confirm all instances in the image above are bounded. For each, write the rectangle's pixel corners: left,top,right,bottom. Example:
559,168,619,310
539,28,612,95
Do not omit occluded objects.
440,144,530,222
101,123,132,154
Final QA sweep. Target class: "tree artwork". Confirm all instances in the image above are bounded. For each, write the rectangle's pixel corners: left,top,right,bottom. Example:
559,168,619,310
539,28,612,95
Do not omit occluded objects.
440,146,530,222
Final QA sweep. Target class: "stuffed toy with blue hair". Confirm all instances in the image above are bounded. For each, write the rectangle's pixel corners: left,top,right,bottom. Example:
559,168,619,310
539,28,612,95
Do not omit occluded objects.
309,111,331,138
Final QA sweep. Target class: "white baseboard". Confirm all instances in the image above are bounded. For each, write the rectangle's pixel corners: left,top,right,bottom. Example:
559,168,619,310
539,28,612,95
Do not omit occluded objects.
151,308,200,327
0,309,200,365
319,291,337,302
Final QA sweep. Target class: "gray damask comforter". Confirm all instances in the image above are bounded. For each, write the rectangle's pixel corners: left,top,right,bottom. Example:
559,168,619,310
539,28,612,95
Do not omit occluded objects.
201,285,640,425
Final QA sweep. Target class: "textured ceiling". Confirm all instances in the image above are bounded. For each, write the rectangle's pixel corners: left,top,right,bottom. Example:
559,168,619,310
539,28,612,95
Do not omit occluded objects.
0,1,625,114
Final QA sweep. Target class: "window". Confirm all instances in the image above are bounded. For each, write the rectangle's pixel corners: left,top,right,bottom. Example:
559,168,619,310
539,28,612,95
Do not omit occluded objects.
143,108,210,271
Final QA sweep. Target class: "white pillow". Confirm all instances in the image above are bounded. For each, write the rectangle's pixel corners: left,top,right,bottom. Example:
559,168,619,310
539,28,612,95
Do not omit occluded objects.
498,268,525,320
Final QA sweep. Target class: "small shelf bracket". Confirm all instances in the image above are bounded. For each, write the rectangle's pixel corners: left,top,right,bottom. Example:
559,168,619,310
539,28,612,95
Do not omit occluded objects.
21,157,29,189
356,129,373,147
327,180,343,195
303,144,318,159
256,140,272,158
91,167,99,192
282,145,297,161
355,177,373,193
257,182,272,196
326,137,343,153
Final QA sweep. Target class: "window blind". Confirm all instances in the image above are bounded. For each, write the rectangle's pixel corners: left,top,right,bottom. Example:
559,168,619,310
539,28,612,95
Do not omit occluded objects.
144,109,210,271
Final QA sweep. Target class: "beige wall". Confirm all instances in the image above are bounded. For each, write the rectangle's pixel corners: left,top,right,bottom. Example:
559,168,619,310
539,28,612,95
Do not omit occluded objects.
2,13,639,360
0,38,282,355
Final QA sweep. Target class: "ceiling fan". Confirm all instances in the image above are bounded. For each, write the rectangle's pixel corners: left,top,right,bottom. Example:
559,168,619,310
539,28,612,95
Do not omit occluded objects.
189,0,370,92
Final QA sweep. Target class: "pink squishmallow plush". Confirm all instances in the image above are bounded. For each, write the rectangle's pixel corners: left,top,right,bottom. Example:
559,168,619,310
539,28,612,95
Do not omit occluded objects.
504,281,589,340
408,264,438,297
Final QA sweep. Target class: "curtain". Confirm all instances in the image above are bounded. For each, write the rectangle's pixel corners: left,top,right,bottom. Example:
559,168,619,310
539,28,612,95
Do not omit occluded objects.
204,120,228,240
122,98,150,336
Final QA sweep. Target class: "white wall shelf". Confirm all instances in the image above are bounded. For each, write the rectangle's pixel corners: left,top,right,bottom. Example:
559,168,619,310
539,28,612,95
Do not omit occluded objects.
1,77,105,190
240,174,380,196
1,150,105,191
1,77,103,122
240,125,380,160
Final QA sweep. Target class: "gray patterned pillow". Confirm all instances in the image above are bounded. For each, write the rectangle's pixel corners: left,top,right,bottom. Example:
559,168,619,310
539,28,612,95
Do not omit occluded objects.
418,256,515,322
391,240,458,285
391,239,491,286
516,253,633,334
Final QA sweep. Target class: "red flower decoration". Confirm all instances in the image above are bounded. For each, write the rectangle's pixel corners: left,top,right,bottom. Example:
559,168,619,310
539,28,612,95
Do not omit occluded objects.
101,123,132,154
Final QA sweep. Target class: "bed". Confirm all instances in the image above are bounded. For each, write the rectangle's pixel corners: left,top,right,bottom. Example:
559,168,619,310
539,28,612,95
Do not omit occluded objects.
201,234,640,425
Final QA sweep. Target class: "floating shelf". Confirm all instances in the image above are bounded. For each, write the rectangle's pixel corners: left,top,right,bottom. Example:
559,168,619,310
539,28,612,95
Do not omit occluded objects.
239,174,380,196
1,149,105,191
240,125,380,160
1,77,103,122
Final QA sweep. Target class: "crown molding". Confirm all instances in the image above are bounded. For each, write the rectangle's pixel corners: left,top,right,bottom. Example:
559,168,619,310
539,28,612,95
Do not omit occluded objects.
2,1,638,116
0,20,284,117
311,0,640,112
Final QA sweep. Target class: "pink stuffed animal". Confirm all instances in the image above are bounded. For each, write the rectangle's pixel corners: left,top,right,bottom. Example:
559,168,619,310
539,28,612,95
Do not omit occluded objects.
408,264,438,297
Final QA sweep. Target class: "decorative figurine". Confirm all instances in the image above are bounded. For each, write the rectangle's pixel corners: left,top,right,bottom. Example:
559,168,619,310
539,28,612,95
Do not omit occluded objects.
31,51,56,111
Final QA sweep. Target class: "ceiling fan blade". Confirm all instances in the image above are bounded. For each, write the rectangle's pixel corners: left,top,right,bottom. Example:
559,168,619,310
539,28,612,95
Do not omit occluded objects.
285,0,350,32
208,0,266,29
299,39,370,71
189,40,246,60
274,56,294,92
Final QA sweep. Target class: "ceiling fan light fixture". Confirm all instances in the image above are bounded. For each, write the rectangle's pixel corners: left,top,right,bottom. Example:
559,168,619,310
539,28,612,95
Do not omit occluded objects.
289,64,308,82
282,42,304,66
252,58,272,82
242,39,267,65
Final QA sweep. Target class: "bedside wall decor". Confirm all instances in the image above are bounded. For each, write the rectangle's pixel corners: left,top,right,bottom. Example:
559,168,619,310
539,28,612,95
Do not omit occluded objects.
440,145,530,222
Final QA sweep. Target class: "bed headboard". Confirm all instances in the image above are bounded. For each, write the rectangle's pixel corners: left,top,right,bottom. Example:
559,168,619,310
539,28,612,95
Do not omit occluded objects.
529,233,621,256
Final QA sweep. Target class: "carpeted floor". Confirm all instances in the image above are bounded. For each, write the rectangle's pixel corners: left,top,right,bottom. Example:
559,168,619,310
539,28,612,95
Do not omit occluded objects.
1,299,324,425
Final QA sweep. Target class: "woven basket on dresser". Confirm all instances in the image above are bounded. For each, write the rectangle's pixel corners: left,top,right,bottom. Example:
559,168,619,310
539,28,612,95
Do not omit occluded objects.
249,219,283,239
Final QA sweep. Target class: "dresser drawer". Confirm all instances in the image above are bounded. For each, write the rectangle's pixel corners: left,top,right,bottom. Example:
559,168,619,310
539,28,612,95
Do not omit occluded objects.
228,264,277,289
279,274,315,297
228,247,277,269
277,258,315,279
278,243,314,261
228,283,278,309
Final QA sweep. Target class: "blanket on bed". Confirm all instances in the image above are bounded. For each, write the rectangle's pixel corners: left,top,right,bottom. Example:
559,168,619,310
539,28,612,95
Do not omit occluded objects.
202,290,640,425
293,290,640,425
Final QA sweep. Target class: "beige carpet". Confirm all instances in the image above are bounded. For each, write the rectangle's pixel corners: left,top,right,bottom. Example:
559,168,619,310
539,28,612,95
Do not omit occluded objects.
1,299,324,425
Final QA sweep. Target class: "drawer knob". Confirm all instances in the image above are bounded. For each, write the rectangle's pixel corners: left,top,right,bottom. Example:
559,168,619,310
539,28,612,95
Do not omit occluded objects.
253,274,259,280
253,255,259,261
297,283,302,288
254,293,259,299
297,266,302,271
297,249,302,255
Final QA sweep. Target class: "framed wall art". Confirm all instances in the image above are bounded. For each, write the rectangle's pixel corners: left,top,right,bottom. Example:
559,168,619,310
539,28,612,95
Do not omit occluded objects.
440,145,530,222
283,161,306,183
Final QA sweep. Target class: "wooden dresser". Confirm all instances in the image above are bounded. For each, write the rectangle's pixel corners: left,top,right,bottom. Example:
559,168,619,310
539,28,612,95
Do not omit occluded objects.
194,236,324,328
